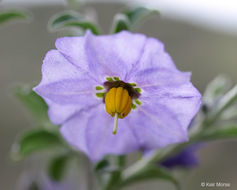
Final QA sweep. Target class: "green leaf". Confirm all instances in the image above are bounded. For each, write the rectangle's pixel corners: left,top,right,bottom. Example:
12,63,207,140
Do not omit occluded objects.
11,129,63,159
14,85,50,125
0,10,29,25
49,10,83,29
111,13,130,33
203,75,232,107
214,85,237,114
207,84,237,125
120,166,180,190
49,11,100,35
48,153,71,181
200,125,237,141
94,159,110,172
104,170,122,190
63,21,100,35
124,7,159,26
117,155,126,169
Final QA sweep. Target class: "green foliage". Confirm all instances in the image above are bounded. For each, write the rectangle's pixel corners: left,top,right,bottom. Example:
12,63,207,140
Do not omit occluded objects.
206,84,237,125
121,166,180,190
11,129,64,160
104,170,122,190
49,10,83,28
48,11,100,35
14,85,51,126
117,155,126,169
213,84,237,115
200,125,237,141
48,153,72,181
63,21,100,35
200,76,237,128
111,7,159,33
111,14,130,33
95,159,110,172
124,7,159,26
203,75,232,107
0,10,29,25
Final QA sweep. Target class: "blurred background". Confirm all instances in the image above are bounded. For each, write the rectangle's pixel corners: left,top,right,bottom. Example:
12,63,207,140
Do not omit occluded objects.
0,0,237,189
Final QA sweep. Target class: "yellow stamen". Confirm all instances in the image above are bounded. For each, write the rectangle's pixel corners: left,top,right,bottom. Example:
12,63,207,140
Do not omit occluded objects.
105,87,116,116
105,87,132,134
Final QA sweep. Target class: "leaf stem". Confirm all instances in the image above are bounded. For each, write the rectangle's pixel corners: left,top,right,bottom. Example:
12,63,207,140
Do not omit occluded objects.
121,134,200,185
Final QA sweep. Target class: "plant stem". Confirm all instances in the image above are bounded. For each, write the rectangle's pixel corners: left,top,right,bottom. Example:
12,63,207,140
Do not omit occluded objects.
121,134,200,184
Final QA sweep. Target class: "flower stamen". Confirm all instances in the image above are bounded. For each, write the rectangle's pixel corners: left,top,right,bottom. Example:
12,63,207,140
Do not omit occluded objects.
113,113,119,134
105,87,132,134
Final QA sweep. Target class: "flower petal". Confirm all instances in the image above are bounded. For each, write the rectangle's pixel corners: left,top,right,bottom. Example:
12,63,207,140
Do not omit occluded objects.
140,82,201,130
55,35,89,71
56,31,146,82
36,50,90,85
84,31,146,82
127,37,176,80
127,37,191,90
34,50,100,124
60,104,139,161
130,67,191,92
46,98,99,125
60,108,92,156
35,79,97,105
128,103,189,150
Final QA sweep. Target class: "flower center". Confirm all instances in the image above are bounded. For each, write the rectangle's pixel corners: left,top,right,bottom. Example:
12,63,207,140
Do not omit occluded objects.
105,87,132,134
105,87,132,119
95,78,142,135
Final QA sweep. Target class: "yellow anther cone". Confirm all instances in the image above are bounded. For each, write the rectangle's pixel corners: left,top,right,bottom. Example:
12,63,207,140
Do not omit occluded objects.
105,87,117,116
105,87,132,134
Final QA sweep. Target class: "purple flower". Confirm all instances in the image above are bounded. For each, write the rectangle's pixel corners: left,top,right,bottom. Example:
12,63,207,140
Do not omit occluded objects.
161,144,201,169
34,31,201,162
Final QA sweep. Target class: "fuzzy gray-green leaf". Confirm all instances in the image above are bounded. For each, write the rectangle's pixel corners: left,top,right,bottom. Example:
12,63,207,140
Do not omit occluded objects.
0,10,29,25
14,85,50,125
11,129,63,159
48,153,71,181
112,13,130,33
124,7,159,26
49,10,83,29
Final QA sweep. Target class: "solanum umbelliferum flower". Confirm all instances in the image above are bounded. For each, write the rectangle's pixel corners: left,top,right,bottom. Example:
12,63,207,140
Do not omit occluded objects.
34,31,201,161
